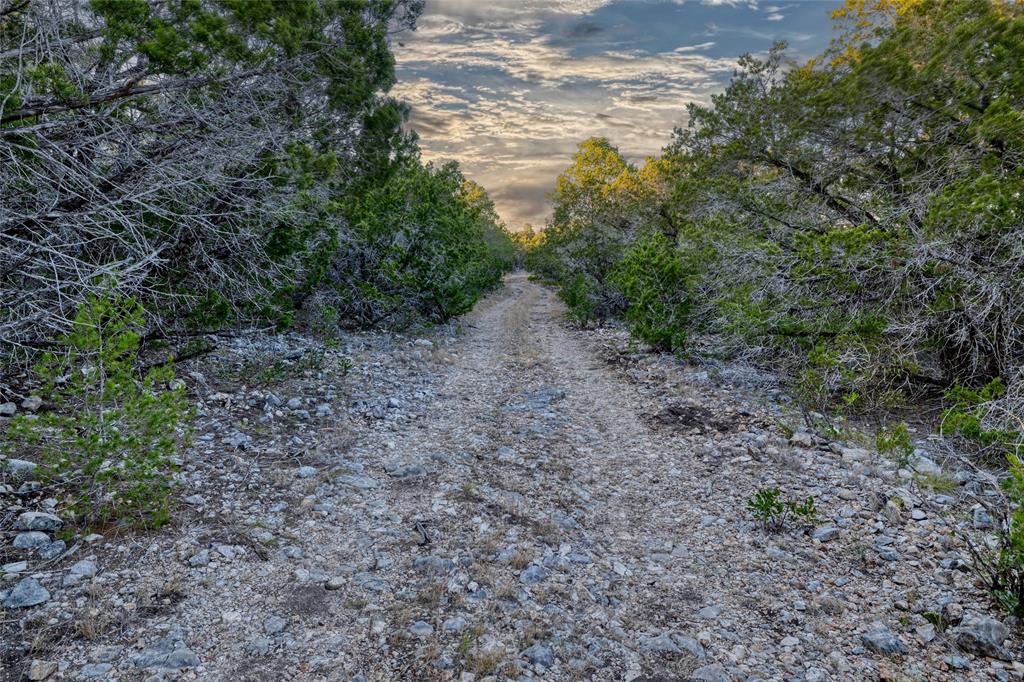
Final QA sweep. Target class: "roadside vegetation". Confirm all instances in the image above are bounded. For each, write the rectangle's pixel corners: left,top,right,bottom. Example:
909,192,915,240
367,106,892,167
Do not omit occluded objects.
1,0,515,528
527,0,1024,614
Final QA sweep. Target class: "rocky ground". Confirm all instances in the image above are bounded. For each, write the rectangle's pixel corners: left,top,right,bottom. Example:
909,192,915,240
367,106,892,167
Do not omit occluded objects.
1,273,1021,681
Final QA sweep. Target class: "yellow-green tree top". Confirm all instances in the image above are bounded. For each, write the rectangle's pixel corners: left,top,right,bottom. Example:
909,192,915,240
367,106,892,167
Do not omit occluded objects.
550,137,633,228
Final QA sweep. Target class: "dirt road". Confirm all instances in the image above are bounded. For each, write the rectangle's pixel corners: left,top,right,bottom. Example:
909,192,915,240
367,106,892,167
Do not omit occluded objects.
9,273,1009,681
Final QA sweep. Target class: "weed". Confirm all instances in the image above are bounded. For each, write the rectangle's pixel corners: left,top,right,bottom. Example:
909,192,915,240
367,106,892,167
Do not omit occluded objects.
471,650,505,675
509,550,531,571
913,471,957,493
417,583,446,606
876,421,914,469
922,611,952,633
747,487,817,532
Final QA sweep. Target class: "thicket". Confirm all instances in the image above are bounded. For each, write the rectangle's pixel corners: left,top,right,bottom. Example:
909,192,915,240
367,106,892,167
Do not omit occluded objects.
529,0,1024,612
531,0,1023,441
1,0,514,527
327,166,516,327
0,0,514,366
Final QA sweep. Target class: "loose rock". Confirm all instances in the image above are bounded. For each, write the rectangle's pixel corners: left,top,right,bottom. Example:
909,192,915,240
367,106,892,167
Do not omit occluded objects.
951,613,1013,661
12,531,49,549
861,622,906,656
14,511,62,532
132,628,200,670
27,660,57,680
523,643,555,668
2,577,50,609
409,621,433,637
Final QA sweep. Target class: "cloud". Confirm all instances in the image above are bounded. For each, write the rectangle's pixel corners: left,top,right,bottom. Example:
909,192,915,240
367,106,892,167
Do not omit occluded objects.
674,41,717,52
566,21,606,38
394,0,835,228
701,0,759,7
421,0,615,29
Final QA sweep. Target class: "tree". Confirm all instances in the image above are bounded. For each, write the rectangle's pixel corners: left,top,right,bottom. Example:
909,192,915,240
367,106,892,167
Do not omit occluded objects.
327,159,514,326
1,0,423,364
534,137,677,324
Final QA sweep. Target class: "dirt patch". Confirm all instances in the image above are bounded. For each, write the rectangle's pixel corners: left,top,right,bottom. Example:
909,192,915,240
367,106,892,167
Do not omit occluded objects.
645,401,735,434
280,584,337,620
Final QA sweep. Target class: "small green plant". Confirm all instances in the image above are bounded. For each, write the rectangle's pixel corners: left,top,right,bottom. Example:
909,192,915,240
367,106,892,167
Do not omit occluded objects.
747,487,817,531
913,471,957,493
777,419,796,440
922,611,952,633
876,421,914,468
5,290,190,528
963,454,1024,617
311,302,341,340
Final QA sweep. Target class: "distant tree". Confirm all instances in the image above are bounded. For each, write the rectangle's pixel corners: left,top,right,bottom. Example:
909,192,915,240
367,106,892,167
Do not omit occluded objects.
535,138,674,324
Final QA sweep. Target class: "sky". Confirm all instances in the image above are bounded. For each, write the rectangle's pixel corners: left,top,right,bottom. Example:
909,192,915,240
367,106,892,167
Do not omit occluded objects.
392,0,841,230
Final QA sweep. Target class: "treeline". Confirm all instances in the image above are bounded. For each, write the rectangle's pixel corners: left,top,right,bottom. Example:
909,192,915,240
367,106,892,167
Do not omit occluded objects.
0,0,516,369
0,0,517,527
529,0,1023,454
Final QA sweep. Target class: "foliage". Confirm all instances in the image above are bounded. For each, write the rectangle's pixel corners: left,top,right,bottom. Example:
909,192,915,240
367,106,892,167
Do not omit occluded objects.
964,454,1024,617
510,225,545,269
995,455,1024,615
610,233,691,351
555,274,594,327
876,422,914,467
0,0,437,365
531,138,672,325
941,380,1020,451
950,388,1024,616
527,0,1024,457
0,0,518,358
4,291,190,528
747,487,818,532
329,160,515,328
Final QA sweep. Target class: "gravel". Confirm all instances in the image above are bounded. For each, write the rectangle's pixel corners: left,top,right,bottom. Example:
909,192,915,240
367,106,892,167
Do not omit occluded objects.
2,275,1018,680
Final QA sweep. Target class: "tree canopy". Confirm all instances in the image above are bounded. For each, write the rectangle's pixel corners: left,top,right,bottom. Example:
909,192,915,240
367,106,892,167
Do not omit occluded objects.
528,0,1024,449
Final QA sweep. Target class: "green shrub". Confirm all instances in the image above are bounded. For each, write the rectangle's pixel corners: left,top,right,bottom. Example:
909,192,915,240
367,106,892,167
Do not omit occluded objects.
876,421,914,468
610,233,691,352
333,160,514,327
996,456,1024,615
5,291,190,528
559,273,598,326
941,379,1019,449
747,487,817,531
966,454,1024,617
